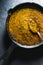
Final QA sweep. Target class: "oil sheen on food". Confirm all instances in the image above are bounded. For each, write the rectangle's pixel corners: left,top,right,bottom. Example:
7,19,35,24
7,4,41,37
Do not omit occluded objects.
8,8,43,46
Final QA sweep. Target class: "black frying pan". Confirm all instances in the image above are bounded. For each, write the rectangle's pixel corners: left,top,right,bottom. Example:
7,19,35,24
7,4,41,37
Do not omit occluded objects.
0,2,43,65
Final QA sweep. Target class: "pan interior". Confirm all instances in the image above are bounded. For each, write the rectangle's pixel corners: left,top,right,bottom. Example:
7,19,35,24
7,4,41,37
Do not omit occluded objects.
7,3,43,48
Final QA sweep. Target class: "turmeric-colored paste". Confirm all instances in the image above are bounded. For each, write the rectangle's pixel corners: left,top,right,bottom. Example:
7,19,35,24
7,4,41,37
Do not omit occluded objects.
7,8,43,45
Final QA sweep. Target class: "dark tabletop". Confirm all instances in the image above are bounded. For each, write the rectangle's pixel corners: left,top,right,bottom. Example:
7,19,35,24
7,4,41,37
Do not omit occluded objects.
0,0,43,65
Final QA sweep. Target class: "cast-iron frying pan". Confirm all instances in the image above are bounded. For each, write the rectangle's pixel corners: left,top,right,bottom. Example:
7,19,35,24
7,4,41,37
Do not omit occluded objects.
0,2,43,65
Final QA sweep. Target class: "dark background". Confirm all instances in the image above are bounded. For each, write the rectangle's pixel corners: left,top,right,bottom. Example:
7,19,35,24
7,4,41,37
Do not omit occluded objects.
0,0,43,65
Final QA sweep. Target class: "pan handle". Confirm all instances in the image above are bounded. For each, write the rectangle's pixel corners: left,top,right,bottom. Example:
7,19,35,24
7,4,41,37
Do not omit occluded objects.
0,43,17,65
8,8,13,15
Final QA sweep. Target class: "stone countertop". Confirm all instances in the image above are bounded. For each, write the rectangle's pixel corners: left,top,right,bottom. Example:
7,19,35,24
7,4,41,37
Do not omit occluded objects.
0,0,43,65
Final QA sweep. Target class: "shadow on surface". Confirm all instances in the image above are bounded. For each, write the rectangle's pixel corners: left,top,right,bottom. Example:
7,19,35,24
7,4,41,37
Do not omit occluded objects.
8,45,43,65
3,30,11,50
2,29,43,65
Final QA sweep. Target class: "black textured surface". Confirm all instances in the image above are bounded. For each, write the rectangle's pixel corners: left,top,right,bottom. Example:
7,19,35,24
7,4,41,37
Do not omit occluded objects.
0,0,43,65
